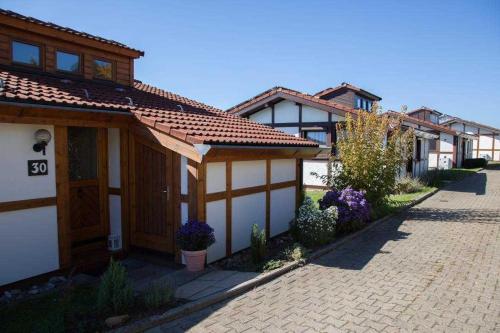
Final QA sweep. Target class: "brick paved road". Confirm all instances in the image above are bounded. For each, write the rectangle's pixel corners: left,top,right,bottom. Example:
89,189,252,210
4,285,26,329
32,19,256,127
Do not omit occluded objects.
152,168,500,332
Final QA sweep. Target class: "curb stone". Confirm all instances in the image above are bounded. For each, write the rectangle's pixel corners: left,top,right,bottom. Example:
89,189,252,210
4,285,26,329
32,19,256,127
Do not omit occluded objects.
113,188,441,333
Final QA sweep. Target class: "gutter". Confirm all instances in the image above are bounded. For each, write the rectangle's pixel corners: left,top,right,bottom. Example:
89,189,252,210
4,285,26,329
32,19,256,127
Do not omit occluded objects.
0,100,134,116
193,144,329,158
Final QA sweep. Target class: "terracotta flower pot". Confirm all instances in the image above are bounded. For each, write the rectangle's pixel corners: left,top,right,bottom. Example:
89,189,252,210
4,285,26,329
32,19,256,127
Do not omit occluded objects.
182,249,207,272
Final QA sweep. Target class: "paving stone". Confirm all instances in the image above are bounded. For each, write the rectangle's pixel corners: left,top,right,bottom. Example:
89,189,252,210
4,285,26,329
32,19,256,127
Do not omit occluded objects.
153,169,500,332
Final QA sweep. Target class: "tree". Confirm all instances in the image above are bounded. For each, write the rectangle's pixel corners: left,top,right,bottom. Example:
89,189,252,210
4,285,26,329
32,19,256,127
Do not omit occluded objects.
328,105,413,206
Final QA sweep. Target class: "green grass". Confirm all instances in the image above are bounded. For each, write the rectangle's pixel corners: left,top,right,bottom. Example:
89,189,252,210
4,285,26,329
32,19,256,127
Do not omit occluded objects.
0,286,100,333
306,190,326,206
372,186,436,219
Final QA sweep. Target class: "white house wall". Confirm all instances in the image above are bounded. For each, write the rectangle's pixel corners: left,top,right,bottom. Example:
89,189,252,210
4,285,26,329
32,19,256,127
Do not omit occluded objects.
0,123,59,285
0,123,56,202
0,206,59,285
206,200,226,263
249,107,272,124
302,105,328,122
270,187,295,237
303,160,328,186
231,192,266,253
232,160,266,189
206,162,226,193
271,159,295,183
274,100,299,123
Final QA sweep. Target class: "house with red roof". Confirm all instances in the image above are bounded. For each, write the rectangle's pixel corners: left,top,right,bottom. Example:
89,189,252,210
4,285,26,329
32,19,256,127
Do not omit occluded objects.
0,9,324,286
227,83,381,188
406,107,476,169
440,117,500,162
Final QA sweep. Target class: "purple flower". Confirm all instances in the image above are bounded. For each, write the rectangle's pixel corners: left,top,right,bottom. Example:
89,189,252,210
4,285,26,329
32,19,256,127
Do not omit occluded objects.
175,220,215,251
319,187,370,224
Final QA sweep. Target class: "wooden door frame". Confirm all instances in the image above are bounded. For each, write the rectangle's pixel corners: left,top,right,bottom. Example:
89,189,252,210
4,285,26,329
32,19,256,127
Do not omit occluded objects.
55,125,110,268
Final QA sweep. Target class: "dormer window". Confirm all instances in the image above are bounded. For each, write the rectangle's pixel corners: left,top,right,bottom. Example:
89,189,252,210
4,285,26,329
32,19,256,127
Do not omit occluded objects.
56,51,80,73
93,59,112,80
12,41,40,67
356,96,372,111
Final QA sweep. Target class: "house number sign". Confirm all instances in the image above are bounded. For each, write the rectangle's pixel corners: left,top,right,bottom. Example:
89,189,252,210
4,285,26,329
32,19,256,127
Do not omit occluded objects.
28,160,48,176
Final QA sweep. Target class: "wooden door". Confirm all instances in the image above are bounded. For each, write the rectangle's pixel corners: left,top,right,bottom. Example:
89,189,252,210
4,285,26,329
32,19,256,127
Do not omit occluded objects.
68,127,108,244
131,138,174,253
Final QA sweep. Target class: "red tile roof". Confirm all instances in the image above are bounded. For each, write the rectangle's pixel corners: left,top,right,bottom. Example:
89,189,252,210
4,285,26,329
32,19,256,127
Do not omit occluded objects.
314,82,382,101
0,68,317,147
0,9,144,56
226,86,358,116
385,111,458,136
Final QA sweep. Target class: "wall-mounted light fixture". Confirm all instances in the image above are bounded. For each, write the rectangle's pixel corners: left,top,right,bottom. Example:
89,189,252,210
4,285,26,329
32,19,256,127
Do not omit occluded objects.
33,129,52,155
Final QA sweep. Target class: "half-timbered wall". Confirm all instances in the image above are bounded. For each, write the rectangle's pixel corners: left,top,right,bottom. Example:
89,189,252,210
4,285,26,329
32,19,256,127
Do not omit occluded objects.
448,122,499,161
203,158,298,263
244,100,344,188
0,123,59,285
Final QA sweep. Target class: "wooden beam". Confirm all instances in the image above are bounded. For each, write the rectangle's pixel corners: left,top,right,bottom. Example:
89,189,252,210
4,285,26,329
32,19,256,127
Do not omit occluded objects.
266,159,271,239
128,133,137,247
204,147,325,162
187,159,198,220
172,152,182,263
197,162,206,221
296,158,302,211
205,180,297,202
131,124,202,163
119,128,130,252
226,161,232,256
108,187,121,195
98,128,110,237
54,126,71,269
0,197,57,213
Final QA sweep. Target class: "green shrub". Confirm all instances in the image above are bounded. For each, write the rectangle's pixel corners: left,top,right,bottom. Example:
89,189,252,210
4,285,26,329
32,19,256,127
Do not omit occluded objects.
143,281,173,310
286,243,309,261
250,224,266,264
393,176,425,194
422,169,443,187
291,197,337,247
262,259,285,271
97,259,134,315
463,158,487,169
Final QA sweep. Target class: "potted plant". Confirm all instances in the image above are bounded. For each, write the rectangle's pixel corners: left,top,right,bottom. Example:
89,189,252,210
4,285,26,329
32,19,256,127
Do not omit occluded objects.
175,220,215,272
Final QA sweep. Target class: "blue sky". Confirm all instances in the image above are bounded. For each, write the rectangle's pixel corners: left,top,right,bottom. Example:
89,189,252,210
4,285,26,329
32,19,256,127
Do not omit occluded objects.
2,0,500,127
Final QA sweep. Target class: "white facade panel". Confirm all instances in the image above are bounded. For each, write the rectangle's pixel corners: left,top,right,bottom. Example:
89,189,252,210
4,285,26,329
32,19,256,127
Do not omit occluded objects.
440,133,454,153
274,100,299,123
206,162,226,193
0,123,56,202
494,151,500,161
109,195,122,248
479,135,493,150
181,202,188,224
270,187,296,237
277,127,300,137
181,156,188,195
108,128,121,188
302,105,328,122
429,152,438,169
303,160,328,186
465,125,477,135
206,200,226,263
232,160,266,189
231,192,266,253
331,113,345,122
439,153,453,169
0,206,59,285
249,108,272,123
271,159,296,183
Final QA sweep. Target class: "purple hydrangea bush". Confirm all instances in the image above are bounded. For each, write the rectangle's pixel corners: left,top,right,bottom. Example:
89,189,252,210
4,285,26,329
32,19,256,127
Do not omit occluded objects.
318,187,371,233
175,220,215,251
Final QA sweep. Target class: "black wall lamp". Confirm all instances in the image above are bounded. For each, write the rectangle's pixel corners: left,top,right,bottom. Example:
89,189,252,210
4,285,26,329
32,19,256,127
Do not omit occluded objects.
33,129,52,155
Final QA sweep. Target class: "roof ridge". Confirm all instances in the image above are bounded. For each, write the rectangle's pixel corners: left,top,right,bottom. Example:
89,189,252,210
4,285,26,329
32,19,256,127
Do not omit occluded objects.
0,8,144,55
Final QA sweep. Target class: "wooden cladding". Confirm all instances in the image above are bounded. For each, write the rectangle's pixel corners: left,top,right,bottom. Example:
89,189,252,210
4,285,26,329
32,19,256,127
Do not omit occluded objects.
130,137,174,253
0,197,56,213
0,25,135,85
